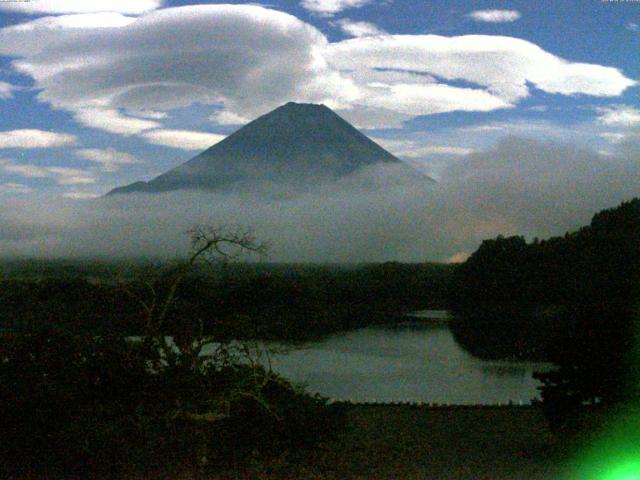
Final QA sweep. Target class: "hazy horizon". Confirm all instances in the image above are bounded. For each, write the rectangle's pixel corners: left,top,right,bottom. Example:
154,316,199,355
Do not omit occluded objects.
0,132,638,263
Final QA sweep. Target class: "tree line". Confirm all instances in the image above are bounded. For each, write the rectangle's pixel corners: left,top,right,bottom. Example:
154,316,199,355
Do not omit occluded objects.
0,261,452,340
449,198,640,425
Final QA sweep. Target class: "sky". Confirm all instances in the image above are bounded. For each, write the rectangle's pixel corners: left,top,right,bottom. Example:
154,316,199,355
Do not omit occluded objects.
0,0,638,261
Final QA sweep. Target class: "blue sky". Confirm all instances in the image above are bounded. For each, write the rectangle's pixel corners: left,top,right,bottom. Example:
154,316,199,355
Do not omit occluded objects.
0,0,638,199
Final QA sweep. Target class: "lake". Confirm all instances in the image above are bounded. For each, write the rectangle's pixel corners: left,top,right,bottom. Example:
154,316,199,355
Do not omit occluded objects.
262,311,552,405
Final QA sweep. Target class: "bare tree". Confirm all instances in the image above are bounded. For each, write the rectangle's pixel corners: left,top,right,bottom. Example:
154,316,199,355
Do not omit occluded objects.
120,225,283,472
123,226,265,360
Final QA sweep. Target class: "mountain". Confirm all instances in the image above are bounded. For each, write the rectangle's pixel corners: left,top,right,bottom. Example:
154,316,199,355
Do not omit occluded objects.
107,102,431,195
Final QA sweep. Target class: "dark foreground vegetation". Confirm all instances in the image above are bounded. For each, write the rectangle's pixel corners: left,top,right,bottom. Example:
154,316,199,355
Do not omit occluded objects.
0,227,453,478
0,228,344,479
450,198,640,427
449,198,640,362
0,260,452,341
0,324,342,479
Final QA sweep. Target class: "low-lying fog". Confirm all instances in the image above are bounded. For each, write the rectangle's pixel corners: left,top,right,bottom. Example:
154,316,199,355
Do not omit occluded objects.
3,135,639,263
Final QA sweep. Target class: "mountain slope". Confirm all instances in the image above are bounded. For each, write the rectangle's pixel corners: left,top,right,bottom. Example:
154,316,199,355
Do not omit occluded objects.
108,102,431,195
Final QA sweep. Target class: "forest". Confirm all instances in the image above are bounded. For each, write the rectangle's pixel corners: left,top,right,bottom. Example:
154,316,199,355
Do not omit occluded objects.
449,197,640,361
0,260,452,340
449,198,640,424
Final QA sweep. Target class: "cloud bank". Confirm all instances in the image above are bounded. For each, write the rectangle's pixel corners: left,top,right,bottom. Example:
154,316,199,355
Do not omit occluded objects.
1,134,638,263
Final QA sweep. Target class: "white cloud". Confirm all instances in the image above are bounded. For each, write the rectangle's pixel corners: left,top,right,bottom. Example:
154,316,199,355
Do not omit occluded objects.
47,167,96,185
0,159,94,185
627,22,639,32
0,6,334,112
371,138,474,177
459,123,508,133
3,12,136,42
533,62,636,97
374,138,474,158
327,35,636,107
600,132,627,144
73,109,161,135
4,133,640,261
0,5,347,127
0,5,635,132
209,110,251,126
0,81,16,99
335,105,413,129
335,19,385,37
141,129,226,151
0,183,32,194
596,105,640,128
348,68,437,87
63,192,100,200
363,82,512,115
126,110,167,120
453,118,607,149
0,129,76,148
468,9,521,23
2,130,640,262
0,161,49,178
301,0,372,16
76,148,142,172
0,0,162,15
406,144,473,157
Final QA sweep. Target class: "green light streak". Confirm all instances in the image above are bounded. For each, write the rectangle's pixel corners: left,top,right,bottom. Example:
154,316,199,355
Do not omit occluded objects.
564,404,640,479
566,295,640,480
600,459,640,480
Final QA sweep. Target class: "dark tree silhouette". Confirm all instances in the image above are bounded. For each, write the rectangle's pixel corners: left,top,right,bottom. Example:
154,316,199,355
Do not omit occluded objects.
0,225,337,479
449,199,640,426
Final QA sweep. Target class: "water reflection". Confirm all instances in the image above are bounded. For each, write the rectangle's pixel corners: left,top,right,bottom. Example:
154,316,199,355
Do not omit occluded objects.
481,364,529,378
264,312,552,405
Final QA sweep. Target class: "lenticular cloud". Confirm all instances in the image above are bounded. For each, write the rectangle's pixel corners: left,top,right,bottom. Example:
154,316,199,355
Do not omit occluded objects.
0,5,634,131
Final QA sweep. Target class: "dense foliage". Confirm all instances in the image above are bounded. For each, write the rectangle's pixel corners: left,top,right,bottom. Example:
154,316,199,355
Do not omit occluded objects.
0,326,338,478
448,234,571,360
0,228,345,478
0,262,452,340
449,198,640,424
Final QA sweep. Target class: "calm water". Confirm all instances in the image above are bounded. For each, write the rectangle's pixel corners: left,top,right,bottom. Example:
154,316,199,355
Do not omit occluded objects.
263,311,552,405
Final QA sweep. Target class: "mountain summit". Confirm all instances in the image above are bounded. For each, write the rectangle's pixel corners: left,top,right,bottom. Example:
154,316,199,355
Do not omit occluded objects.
108,102,430,195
